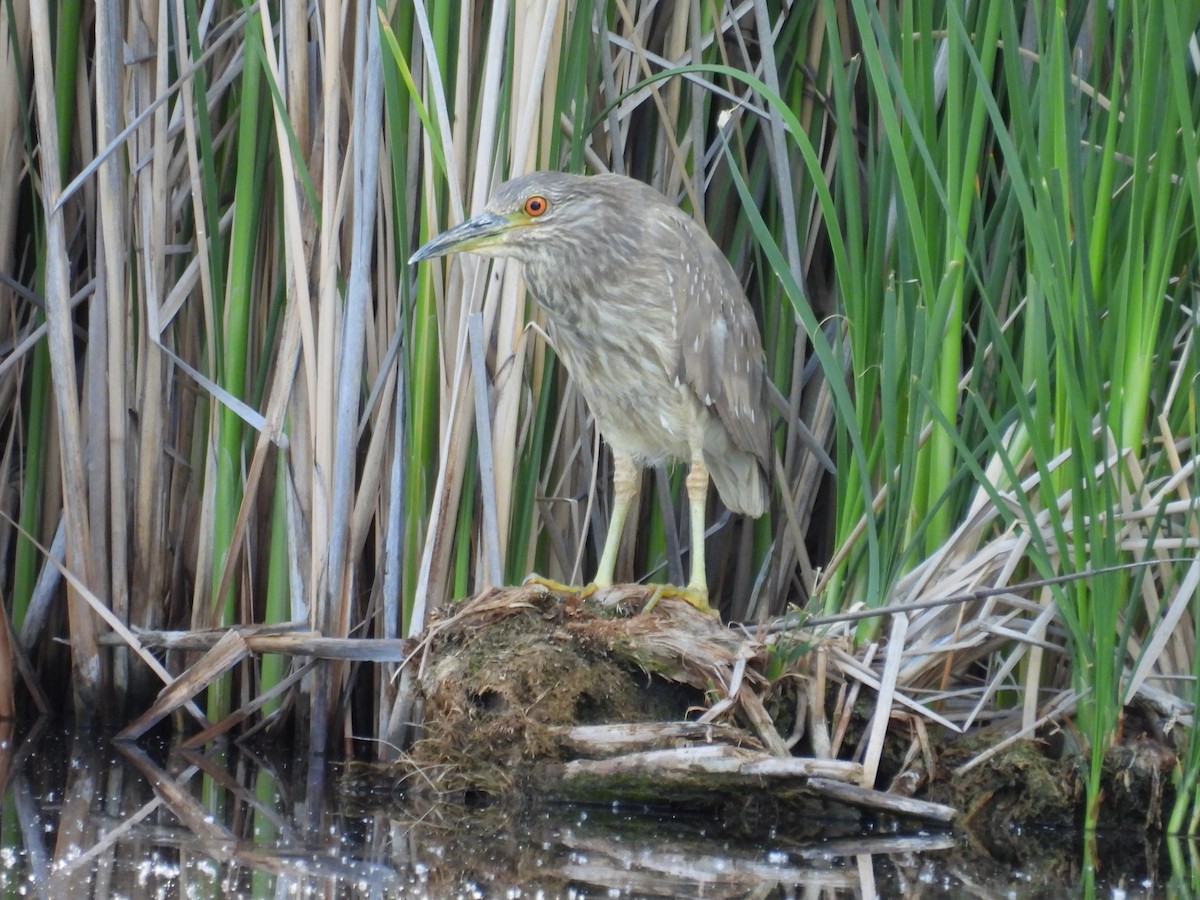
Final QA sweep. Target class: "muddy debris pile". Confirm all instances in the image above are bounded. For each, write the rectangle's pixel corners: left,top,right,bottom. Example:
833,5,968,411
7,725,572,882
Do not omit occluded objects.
355,582,1188,846
387,584,954,825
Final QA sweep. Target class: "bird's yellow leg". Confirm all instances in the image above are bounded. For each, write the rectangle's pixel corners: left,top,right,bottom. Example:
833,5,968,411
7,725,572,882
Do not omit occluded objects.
645,453,716,616
525,451,639,598
685,452,710,601
590,451,638,593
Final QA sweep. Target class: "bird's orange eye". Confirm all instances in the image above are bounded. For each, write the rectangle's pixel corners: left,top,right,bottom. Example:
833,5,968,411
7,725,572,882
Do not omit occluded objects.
524,195,549,217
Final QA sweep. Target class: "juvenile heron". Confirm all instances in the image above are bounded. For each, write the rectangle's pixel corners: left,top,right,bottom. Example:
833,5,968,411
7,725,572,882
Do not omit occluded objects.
410,172,770,613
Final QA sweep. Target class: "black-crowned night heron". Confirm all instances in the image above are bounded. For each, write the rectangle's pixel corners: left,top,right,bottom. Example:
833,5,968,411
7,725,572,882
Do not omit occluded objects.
410,172,770,614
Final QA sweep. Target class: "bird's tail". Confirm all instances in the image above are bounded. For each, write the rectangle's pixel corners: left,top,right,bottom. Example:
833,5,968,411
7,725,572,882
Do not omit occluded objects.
703,445,768,518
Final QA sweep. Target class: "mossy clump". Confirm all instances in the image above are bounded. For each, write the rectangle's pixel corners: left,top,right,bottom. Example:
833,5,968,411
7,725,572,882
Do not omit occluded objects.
407,587,700,796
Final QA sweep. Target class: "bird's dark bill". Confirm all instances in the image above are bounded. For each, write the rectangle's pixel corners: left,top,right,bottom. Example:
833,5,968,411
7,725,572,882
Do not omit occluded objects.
409,210,512,263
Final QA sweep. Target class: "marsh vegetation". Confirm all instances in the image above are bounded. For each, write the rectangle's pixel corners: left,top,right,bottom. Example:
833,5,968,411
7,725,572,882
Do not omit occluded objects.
1,2,1199,877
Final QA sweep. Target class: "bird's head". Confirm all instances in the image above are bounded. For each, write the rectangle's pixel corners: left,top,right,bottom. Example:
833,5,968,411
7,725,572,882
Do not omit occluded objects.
409,172,614,266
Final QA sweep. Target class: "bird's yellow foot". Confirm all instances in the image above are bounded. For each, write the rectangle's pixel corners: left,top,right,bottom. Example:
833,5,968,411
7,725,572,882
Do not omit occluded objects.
522,574,602,598
524,575,717,617
643,584,718,617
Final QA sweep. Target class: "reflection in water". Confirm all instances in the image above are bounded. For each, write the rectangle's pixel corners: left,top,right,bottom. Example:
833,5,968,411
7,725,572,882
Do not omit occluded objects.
0,721,1182,897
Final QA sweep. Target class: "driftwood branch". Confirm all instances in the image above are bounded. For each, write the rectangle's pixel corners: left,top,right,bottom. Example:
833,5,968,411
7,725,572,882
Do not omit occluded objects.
99,626,409,662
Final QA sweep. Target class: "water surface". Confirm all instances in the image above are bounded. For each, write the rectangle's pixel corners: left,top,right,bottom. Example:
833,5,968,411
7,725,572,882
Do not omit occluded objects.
0,722,1183,897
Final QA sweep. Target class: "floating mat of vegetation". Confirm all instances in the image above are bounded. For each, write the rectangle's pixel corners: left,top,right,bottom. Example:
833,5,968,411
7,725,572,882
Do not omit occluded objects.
349,583,1182,848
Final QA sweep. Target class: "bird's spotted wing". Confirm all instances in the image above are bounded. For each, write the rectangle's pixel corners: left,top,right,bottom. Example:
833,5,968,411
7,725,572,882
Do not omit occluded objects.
665,210,770,466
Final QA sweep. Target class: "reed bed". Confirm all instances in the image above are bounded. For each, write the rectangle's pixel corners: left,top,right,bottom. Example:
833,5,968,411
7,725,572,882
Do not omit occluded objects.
1,0,1198,840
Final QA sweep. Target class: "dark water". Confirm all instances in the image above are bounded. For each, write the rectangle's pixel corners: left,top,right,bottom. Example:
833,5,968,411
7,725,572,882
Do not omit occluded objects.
0,722,1189,897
